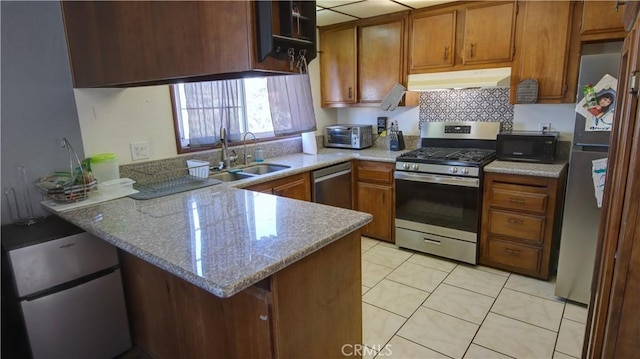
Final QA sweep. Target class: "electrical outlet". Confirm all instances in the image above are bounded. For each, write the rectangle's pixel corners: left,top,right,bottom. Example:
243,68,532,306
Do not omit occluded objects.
539,123,552,132
130,141,150,161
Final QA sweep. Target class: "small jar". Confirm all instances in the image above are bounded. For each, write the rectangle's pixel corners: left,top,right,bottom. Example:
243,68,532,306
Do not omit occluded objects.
254,147,264,162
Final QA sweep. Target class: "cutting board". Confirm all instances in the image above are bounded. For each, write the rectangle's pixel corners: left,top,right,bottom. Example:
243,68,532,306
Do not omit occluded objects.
41,187,138,213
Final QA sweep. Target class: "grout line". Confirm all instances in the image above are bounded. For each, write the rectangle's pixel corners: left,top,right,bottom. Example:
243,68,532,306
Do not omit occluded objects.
488,311,560,334
460,270,509,358
467,343,517,359
362,241,570,358
394,333,455,359
561,316,587,325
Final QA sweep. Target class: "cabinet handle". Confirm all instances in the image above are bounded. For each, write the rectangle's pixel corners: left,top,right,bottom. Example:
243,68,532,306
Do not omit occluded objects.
470,43,475,58
509,197,525,204
615,1,625,11
505,248,521,256
508,218,524,225
348,87,353,99
382,192,385,204
443,46,448,60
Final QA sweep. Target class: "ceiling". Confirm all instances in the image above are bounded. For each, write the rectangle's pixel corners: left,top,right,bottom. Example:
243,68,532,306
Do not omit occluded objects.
316,0,456,26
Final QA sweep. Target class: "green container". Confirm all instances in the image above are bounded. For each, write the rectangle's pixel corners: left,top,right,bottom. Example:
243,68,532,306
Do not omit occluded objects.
90,153,119,183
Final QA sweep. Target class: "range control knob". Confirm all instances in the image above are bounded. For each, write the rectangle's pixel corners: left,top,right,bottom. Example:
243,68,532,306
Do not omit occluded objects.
450,167,458,174
461,168,469,175
411,164,419,171
403,163,410,170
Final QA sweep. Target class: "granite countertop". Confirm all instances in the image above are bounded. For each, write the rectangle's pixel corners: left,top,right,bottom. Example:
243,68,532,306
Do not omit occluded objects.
213,147,406,189
483,160,568,178
42,147,398,298
55,185,371,298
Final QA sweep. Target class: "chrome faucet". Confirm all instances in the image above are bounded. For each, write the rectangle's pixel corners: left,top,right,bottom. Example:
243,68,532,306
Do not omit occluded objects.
243,132,257,165
219,127,237,169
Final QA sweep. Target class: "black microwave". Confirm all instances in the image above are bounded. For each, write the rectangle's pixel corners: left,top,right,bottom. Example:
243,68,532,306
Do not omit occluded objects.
496,131,558,163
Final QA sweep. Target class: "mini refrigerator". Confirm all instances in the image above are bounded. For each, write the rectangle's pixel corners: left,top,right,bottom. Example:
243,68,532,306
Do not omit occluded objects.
1,217,131,358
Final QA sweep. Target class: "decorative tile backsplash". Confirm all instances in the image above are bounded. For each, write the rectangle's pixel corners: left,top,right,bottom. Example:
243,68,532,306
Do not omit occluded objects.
418,88,514,131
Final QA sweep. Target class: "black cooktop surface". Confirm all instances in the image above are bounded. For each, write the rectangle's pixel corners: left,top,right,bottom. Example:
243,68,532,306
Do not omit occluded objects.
397,147,496,166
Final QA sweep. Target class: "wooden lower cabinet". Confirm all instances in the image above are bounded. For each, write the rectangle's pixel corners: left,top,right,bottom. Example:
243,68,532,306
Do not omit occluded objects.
120,230,362,359
354,161,395,243
480,170,567,279
245,172,311,201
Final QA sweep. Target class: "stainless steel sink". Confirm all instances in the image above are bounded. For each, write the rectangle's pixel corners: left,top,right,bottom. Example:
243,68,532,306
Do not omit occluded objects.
240,164,291,175
209,171,255,182
209,164,290,182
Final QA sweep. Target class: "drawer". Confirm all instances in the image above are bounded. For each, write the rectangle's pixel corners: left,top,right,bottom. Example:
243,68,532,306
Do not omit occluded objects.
490,188,548,214
396,227,476,265
488,210,545,244
484,238,541,274
356,162,393,184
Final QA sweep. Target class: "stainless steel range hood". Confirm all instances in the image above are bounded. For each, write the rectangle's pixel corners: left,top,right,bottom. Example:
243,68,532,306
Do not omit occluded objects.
407,67,511,91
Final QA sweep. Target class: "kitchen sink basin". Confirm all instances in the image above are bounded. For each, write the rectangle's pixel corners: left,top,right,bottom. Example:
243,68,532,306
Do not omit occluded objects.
209,164,290,182
240,164,291,175
209,171,255,182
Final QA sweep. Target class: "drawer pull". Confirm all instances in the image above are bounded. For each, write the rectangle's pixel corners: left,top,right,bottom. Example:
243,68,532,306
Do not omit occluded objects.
505,248,521,256
423,238,441,245
509,198,525,204
507,218,524,225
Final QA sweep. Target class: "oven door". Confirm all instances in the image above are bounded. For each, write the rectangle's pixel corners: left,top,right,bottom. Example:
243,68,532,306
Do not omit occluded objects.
394,171,480,240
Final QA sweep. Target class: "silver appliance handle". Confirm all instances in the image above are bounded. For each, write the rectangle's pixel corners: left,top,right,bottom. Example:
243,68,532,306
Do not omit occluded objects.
314,169,351,184
394,171,479,188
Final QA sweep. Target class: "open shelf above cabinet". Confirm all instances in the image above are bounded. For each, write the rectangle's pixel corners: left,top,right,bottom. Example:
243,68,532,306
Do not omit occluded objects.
256,1,317,63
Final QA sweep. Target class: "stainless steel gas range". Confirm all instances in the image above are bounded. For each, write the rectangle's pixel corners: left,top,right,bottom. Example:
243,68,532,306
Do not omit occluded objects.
394,121,500,264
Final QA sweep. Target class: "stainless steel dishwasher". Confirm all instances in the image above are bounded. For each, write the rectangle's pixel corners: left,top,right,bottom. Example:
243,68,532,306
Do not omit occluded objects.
311,162,352,209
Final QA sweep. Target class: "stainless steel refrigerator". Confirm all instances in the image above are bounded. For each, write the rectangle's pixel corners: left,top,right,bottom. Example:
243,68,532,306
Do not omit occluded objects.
555,42,622,305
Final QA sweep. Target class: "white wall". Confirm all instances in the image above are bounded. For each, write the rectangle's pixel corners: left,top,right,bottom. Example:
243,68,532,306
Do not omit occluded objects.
74,56,338,165
337,106,421,135
513,104,576,141
74,86,176,164
336,102,576,141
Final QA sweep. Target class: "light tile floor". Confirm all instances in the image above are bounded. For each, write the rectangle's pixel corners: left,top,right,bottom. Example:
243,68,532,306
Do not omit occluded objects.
361,237,588,359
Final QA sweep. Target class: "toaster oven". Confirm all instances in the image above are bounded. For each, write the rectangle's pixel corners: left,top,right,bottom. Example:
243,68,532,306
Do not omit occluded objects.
324,125,373,149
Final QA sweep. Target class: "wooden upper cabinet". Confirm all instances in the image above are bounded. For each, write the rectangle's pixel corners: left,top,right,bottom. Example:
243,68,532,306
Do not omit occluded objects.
359,18,406,103
319,26,358,106
510,1,581,104
462,1,516,65
409,10,456,71
408,1,515,74
581,0,626,41
319,12,410,107
61,1,312,88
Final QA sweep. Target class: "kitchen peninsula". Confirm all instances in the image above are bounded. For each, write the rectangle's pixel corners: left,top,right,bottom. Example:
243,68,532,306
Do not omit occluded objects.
53,184,372,358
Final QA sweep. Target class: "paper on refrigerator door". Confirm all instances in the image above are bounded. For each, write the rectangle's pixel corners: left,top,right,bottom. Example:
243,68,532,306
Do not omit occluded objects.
576,74,618,132
592,158,607,208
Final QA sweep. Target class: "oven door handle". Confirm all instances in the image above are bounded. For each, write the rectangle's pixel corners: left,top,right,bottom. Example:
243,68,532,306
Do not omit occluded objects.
394,171,479,188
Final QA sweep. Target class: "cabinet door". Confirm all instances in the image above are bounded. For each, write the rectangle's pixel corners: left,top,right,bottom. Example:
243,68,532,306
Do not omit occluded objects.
511,1,579,103
359,18,406,103
320,26,357,106
61,1,252,87
246,173,311,201
462,2,516,65
356,182,393,242
581,0,626,41
272,176,311,201
410,10,456,72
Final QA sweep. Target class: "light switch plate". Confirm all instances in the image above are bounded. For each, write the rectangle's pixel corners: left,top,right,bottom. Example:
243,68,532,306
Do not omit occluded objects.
130,142,150,161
